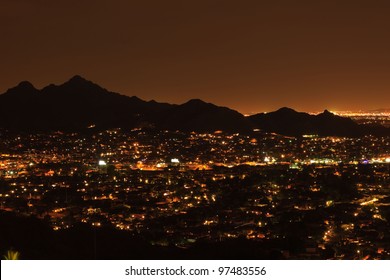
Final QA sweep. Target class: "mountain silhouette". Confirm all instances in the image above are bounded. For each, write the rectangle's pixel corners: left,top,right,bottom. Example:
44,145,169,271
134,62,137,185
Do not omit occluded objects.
248,108,389,137
157,99,253,133
0,76,172,131
0,76,389,136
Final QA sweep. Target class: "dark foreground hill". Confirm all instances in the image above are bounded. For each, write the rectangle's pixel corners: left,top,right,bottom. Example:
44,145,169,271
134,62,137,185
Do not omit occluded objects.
0,211,286,259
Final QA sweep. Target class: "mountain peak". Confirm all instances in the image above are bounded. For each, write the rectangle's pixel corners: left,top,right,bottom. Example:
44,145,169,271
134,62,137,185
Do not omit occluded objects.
178,99,213,110
323,109,332,114
68,75,88,83
58,75,105,92
2,80,37,97
63,75,96,87
17,81,35,89
185,99,208,105
275,107,297,114
320,109,335,117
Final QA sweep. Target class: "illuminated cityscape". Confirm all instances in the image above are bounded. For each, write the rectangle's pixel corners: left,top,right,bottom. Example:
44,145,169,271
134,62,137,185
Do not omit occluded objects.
1,124,389,259
334,111,390,128
1,0,390,262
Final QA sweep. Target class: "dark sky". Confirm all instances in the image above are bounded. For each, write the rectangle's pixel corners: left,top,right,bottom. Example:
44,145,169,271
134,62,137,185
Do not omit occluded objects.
1,0,390,113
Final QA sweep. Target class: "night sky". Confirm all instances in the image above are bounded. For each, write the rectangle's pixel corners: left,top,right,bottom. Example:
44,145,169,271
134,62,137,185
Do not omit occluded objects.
1,0,390,113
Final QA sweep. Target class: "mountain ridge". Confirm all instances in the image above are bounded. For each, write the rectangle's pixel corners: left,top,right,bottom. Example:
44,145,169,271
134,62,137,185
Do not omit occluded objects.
1,76,389,136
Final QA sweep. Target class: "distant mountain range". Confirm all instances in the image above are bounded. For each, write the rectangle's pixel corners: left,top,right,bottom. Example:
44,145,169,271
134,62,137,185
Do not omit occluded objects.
0,76,389,137
248,107,389,137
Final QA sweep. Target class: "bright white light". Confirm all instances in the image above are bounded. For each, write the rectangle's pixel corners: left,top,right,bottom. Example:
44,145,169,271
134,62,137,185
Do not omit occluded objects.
386,158,390,163
98,160,107,166
171,158,180,163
